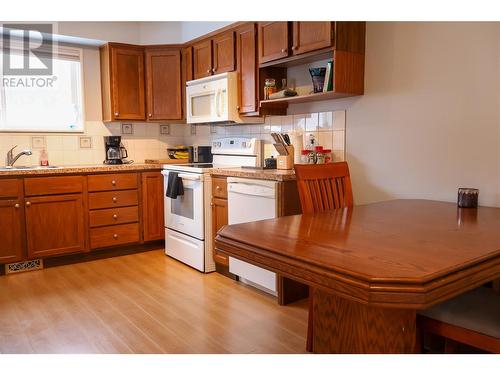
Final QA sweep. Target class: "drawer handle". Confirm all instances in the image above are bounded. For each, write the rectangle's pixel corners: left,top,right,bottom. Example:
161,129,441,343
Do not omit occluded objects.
113,234,118,239
14,203,20,209
111,180,116,186
216,185,221,190
112,197,117,203
112,214,118,220
25,201,31,207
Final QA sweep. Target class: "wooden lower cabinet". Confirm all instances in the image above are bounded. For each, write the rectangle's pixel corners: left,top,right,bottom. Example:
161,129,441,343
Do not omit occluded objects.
25,194,85,259
211,197,228,266
0,199,24,264
142,171,165,241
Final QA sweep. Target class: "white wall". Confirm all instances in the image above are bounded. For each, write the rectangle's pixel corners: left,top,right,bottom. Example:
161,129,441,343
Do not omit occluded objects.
57,22,141,44
180,22,234,43
289,22,500,207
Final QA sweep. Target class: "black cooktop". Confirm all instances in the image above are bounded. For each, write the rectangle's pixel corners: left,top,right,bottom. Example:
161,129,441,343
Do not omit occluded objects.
185,163,214,168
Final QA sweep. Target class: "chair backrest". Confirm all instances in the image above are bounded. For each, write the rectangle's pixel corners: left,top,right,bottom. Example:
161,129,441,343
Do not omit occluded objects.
294,162,353,214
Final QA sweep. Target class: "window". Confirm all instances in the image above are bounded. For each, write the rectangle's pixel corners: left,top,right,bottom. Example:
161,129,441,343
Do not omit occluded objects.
0,43,84,132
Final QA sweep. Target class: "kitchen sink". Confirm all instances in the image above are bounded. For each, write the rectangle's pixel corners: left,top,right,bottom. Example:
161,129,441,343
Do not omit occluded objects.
0,165,64,171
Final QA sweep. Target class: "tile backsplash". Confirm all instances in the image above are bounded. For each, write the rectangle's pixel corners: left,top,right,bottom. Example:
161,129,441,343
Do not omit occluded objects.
185,110,346,162
0,110,345,166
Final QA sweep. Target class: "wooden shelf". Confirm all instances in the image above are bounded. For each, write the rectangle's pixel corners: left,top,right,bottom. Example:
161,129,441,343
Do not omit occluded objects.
259,91,359,107
259,47,334,68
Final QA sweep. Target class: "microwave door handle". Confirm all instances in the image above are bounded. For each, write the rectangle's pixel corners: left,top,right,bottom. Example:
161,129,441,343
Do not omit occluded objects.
215,89,221,117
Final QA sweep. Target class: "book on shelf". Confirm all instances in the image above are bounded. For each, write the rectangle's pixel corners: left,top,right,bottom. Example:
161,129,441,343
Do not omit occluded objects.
322,60,334,92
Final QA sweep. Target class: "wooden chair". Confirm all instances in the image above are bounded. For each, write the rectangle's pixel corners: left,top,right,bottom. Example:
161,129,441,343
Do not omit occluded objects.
294,162,354,352
418,286,500,353
294,162,353,214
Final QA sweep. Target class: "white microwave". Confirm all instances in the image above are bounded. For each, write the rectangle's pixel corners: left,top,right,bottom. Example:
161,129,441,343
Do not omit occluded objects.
186,72,242,124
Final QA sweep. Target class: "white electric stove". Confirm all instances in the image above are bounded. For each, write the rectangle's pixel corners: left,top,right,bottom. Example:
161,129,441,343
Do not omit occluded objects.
161,137,262,272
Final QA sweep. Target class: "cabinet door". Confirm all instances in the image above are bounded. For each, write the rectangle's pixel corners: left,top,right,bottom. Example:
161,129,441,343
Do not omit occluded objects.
142,172,165,241
213,31,235,74
258,22,289,63
25,194,85,258
292,22,333,55
236,23,258,114
0,199,24,264
110,46,146,120
181,47,193,119
145,49,182,121
211,197,228,265
193,39,213,79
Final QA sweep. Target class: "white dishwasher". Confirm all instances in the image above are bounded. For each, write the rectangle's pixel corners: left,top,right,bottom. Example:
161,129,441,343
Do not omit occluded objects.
227,177,278,295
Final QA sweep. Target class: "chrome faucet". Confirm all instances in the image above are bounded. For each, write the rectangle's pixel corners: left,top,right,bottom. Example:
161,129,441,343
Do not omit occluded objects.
6,146,33,167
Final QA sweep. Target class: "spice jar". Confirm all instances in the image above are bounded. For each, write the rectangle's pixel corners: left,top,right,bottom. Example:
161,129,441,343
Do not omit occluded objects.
264,78,277,100
307,150,316,164
323,149,332,163
300,150,309,164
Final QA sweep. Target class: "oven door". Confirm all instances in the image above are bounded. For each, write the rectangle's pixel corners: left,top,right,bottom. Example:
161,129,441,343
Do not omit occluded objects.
162,171,204,240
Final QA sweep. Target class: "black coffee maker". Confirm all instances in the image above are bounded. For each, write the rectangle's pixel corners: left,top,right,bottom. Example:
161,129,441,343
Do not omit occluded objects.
104,136,130,164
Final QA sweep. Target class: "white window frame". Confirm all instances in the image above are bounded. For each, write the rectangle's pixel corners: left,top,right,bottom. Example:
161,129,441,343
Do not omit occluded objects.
0,40,86,133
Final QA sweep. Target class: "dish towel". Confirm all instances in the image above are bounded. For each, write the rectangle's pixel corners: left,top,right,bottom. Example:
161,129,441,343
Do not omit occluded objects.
165,171,184,199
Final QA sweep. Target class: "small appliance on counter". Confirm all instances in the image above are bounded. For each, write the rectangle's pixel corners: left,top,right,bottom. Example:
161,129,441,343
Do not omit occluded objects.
103,136,132,164
188,145,212,163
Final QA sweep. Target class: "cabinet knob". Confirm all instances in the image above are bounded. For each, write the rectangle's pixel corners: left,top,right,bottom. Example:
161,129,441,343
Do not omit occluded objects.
292,46,297,50
236,106,240,110
112,197,117,203
212,68,216,73
148,113,152,117
112,214,118,220
113,234,118,239
281,48,287,53
14,203,20,208
210,202,214,207
25,201,31,207
114,112,119,116
206,69,211,74
216,185,221,190
111,180,116,186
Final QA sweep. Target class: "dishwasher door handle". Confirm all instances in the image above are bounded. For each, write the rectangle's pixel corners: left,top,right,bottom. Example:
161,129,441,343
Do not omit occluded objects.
228,183,275,198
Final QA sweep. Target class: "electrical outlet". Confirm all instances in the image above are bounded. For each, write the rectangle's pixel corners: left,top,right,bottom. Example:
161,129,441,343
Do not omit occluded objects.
190,125,196,136
31,136,46,149
160,124,170,135
210,125,217,134
79,136,92,149
121,123,134,135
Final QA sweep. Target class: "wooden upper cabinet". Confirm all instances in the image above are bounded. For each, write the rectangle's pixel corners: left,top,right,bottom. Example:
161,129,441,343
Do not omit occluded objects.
292,22,333,55
100,43,146,121
213,31,235,75
141,172,165,242
236,23,258,114
145,48,182,121
0,199,24,264
25,194,86,259
193,39,213,79
258,22,289,64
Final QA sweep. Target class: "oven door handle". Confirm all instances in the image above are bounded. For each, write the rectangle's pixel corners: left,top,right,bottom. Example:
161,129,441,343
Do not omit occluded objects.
178,173,202,181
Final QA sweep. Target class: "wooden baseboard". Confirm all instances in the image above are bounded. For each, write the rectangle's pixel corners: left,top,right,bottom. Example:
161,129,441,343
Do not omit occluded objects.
42,241,164,269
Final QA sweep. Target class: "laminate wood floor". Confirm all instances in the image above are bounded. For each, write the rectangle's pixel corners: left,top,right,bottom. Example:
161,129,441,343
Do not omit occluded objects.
0,249,308,354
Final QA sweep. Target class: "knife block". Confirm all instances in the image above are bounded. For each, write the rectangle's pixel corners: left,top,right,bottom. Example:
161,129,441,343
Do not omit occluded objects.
277,145,294,170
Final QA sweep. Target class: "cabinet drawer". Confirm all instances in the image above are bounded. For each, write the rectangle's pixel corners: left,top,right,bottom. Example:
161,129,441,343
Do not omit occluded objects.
212,177,227,199
90,223,140,249
88,190,138,209
89,206,139,228
0,179,21,198
24,176,84,196
87,173,138,192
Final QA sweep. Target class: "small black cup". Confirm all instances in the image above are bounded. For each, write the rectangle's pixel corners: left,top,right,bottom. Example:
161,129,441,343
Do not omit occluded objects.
457,188,479,208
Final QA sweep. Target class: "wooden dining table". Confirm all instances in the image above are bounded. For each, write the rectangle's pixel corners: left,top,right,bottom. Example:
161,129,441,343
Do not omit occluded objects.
215,199,500,353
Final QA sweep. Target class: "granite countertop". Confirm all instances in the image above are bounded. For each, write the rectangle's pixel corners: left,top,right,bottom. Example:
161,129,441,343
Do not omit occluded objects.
210,167,296,181
0,163,163,177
